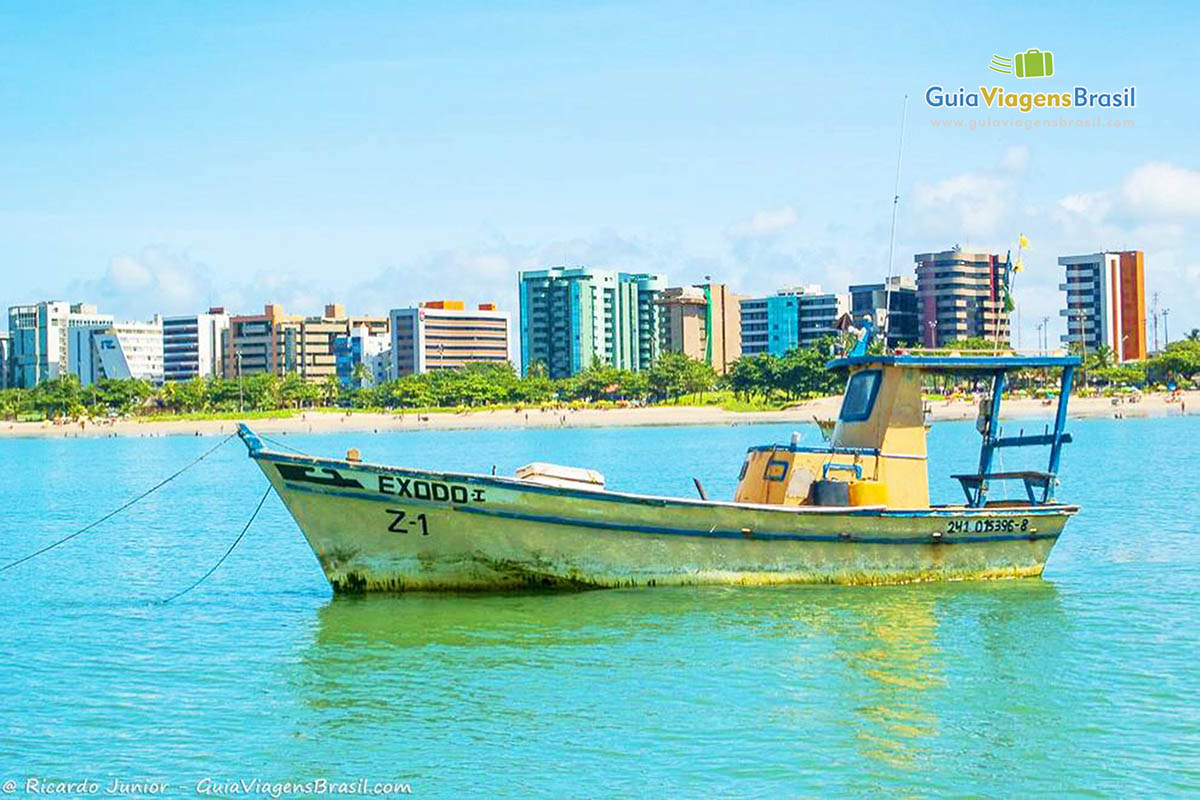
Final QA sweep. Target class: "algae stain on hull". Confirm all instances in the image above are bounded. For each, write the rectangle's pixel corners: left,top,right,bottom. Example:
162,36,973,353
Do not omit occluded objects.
320,554,1052,594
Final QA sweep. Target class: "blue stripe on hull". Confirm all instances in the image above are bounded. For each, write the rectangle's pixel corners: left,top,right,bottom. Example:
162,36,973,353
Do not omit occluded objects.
279,481,1061,546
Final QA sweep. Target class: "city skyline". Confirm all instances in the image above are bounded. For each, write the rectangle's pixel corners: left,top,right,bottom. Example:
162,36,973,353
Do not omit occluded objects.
4,239,1163,391
1,2,1197,347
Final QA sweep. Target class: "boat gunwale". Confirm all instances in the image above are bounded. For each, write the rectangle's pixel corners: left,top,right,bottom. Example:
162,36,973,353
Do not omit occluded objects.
276,480,1067,545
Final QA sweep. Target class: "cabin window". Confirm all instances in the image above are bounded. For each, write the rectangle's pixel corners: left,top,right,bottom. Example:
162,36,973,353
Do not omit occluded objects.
839,370,882,422
764,459,789,482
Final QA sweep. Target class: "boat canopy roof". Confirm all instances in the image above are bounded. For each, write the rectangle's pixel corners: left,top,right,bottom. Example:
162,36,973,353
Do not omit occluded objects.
826,353,1082,373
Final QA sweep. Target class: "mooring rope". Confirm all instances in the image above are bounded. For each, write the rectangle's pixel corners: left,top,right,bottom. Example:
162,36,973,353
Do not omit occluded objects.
0,433,236,574
157,485,272,604
259,433,311,456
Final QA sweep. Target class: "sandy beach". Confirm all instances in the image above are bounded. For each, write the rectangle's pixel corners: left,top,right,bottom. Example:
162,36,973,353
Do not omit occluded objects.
1,390,1194,439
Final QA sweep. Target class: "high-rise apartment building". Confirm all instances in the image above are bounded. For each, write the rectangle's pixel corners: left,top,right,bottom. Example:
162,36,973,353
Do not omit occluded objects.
519,268,608,377
849,276,919,347
0,331,10,389
224,303,297,377
225,303,389,381
518,267,666,377
740,286,848,356
7,302,114,388
613,273,666,372
778,286,850,348
68,317,164,386
914,246,1011,347
739,295,799,356
656,283,742,373
388,301,513,376
334,325,393,386
162,308,231,382
1058,250,1147,361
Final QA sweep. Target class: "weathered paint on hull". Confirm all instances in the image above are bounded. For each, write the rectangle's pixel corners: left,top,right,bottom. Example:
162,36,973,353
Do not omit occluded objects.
249,451,1075,593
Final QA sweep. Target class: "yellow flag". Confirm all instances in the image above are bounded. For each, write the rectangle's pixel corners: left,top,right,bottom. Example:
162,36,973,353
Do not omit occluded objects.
1019,233,1030,249
1013,257,1024,273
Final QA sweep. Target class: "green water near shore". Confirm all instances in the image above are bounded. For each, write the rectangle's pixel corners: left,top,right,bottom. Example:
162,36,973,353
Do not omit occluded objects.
0,418,1196,796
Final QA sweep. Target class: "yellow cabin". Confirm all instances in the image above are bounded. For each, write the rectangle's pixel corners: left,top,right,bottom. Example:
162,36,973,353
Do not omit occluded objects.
735,349,1079,512
734,363,929,509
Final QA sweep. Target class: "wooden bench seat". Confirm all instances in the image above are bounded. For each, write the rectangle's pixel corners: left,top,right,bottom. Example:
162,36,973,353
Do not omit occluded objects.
951,471,1056,506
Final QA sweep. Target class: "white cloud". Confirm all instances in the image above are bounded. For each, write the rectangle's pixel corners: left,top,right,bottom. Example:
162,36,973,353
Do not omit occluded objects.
912,147,1029,239
251,270,329,318
345,230,692,317
525,228,659,270
347,248,519,317
107,255,154,291
728,206,798,238
1121,162,1200,219
1057,191,1113,221
999,145,1030,172
64,247,213,319
60,247,350,321
1041,161,1200,338
905,155,1200,345
914,173,1011,238
47,154,1199,346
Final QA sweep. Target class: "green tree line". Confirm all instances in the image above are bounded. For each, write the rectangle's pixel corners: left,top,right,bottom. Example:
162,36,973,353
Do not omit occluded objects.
920,335,1200,392
0,352,732,420
4,335,1198,422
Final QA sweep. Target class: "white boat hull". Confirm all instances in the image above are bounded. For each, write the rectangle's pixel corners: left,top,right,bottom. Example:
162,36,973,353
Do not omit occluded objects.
245,440,1076,592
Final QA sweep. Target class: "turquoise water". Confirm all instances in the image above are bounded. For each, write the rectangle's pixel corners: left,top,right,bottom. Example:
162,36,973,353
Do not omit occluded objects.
1,418,1197,796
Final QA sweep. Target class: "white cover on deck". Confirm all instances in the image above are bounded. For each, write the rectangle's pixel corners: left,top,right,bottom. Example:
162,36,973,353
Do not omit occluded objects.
516,462,606,491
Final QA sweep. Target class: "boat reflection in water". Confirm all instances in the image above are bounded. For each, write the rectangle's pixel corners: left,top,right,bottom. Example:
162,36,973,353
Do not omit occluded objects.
816,579,1070,785
288,581,1068,791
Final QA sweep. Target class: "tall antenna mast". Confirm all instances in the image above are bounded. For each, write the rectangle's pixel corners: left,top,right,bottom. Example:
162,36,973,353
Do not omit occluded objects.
882,94,908,350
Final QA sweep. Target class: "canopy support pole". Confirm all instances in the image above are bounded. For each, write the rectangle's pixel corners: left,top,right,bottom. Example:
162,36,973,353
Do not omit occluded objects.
1046,365,1075,496
972,371,1006,507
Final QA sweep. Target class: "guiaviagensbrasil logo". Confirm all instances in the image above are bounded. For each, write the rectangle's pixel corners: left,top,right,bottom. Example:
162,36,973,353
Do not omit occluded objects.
989,49,1054,79
925,47,1135,114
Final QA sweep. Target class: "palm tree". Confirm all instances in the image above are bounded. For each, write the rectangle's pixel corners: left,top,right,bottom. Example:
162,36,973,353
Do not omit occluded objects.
158,380,178,413
0,389,19,421
1088,345,1115,372
322,374,342,407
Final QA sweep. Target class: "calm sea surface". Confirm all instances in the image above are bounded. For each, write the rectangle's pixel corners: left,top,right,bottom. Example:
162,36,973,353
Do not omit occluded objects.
1,417,1197,797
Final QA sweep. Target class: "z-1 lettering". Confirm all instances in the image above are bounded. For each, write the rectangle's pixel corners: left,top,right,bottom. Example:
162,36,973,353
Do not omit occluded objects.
387,508,430,535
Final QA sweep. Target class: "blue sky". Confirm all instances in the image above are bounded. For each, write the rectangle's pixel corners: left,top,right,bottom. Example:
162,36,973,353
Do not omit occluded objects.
2,0,1198,345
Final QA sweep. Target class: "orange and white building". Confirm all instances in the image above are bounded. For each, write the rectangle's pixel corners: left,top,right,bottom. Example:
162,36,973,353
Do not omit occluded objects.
389,301,514,376
224,303,389,381
655,283,743,374
1058,250,1147,362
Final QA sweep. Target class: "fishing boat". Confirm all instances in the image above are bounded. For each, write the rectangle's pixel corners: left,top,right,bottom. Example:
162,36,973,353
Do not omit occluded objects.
237,333,1081,592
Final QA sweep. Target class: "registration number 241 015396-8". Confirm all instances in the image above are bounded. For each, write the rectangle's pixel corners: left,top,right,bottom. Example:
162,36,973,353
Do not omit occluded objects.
946,518,1031,534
